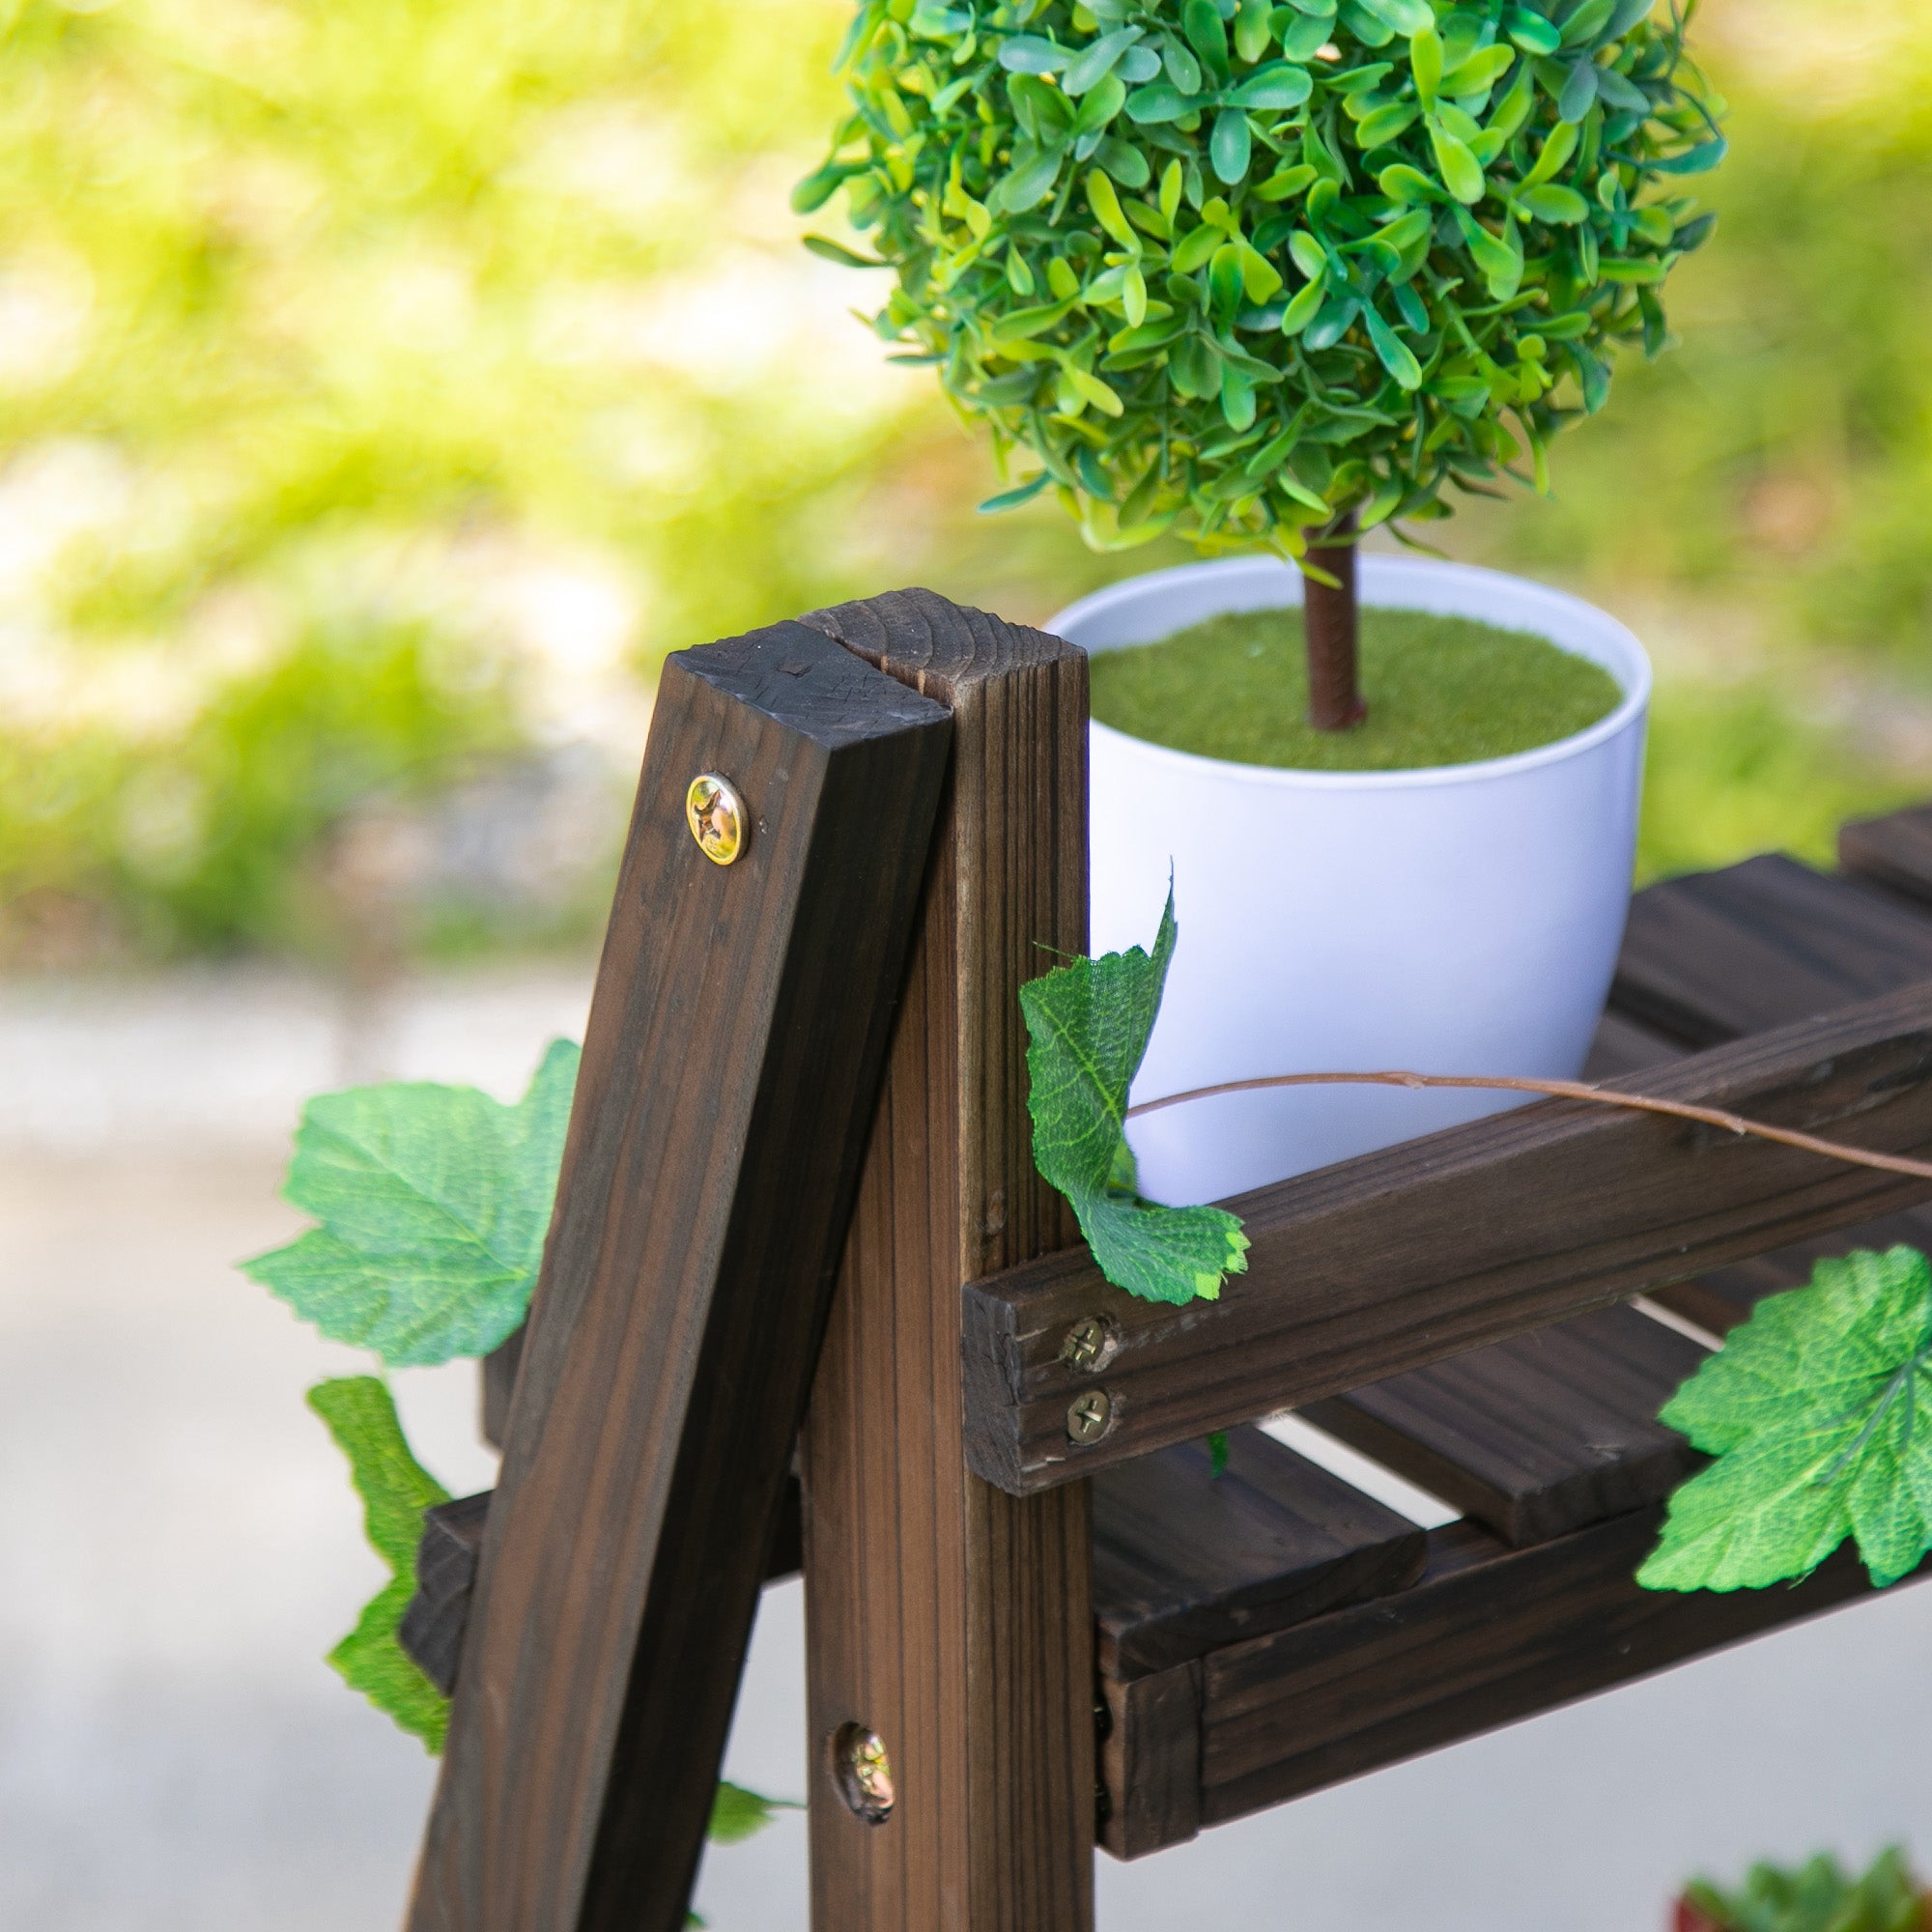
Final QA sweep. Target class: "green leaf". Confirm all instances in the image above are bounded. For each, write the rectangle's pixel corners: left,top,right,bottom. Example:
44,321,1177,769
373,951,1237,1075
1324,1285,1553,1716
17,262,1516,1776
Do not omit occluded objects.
1365,304,1423,389
1379,161,1446,204
708,1781,803,1845
1125,81,1193,124
245,1039,580,1368
1256,162,1317,201
308,1376,451,1750
1429,122,1486,204
1355,0,1433,35
1650,136,1728,176
1019,894,1250,1308
1514,183,1588,224
1641,1247,1932,1593
1558,0,1615,47
1356,99,1422,148
1441,43,1516,98
999,33,1071,72
1172,222,1225,273
1521,117,1579,186
1227,63,1314,110
1088,168,1139,249
1208,1430,1231,1478
1556,55,1599,123
994,148,1065,213
1504,8,1561,55
791,161,855,214
1181,0,1231,79
979,470,1052,510
802,235,888,268
1409,25,1443,106
1209,107,1252,185
1685,1847,1926,1932
1065,25,1144,96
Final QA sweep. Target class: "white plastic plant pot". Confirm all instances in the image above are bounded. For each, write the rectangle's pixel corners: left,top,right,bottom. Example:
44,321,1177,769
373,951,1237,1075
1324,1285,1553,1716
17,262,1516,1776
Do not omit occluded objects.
1050,554,1651,1207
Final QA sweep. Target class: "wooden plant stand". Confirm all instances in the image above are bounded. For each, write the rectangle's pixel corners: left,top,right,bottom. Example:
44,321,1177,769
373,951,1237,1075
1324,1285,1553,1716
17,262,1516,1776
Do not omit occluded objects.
397,588,1932,1930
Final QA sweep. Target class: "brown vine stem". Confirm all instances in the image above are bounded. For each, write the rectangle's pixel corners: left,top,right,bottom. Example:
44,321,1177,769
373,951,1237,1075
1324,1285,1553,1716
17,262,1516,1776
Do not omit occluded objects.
1122,1070,1932,1183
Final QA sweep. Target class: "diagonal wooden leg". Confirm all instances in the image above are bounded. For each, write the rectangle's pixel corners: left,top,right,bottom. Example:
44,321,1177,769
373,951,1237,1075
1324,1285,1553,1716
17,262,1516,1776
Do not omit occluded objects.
799,590,1096,1932
408,616,952,1932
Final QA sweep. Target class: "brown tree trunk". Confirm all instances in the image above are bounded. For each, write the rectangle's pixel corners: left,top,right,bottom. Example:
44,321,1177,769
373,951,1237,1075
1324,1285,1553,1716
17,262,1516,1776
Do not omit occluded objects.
1303,515,1365,731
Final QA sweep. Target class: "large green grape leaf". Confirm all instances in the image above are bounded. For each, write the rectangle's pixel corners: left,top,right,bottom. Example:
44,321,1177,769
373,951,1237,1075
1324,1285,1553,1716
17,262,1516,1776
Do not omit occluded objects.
307,1376,452,1750
245,1038,579,1366
1019,893,1248,1307
1640,1246,1932,1593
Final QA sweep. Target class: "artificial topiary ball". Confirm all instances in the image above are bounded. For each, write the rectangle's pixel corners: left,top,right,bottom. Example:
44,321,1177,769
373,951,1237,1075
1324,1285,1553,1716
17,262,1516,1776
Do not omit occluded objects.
798,0,1723,558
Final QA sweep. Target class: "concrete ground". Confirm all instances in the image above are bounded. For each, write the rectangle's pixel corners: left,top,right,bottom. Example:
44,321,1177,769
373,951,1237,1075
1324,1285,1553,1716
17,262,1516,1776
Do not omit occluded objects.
3,964,1929,1931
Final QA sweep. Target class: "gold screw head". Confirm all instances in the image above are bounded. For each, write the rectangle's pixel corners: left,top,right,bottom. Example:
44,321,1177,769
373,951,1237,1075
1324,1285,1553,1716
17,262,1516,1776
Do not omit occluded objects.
1066,1388,1114,1445
686,773,746,866
1060,1315,1115,1373
831,1723,895,1825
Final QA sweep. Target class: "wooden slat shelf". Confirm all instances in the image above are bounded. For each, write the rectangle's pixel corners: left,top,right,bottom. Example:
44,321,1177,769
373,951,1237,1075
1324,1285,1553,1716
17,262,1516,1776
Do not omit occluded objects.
1088,828,1932,1856
1107,1513,1931,1859
963,984,1932,1495
1092,1426,1425,1679
1299,1304,1706,1548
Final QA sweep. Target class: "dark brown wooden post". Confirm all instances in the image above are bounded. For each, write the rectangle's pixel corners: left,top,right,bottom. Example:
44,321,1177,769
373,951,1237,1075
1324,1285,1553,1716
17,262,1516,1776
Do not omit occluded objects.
797,590,1096,1931
407,618,952,1932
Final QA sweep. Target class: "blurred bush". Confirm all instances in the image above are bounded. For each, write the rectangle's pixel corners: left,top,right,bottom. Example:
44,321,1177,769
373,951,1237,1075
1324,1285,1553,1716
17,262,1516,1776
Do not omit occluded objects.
0,0,1927,959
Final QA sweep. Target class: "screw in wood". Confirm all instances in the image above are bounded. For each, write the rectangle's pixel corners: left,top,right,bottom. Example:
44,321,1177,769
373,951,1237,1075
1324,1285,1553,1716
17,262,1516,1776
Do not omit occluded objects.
1059,1314,1116,1373
831,1723,895,1826
685,773,747,867
1066,1388,1114,1445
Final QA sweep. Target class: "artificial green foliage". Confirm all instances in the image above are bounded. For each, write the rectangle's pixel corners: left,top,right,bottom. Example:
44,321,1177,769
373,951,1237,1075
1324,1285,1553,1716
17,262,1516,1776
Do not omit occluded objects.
1020,892,1250,1304
1640,1247,1932,1594
801,0,1722,557
245,1039,580,1367
1682,1847,1927,1932
307,1376,453,1751
708,1781,804,1845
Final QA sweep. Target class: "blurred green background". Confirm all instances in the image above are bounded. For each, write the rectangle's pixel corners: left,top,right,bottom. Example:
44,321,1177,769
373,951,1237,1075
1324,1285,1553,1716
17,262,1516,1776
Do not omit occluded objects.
0,0,1926,965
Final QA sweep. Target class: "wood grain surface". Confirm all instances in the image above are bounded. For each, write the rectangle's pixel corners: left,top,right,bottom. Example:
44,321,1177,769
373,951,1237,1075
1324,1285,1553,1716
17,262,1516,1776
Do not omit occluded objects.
796,589,1096,1932
1842,803,1932,905
1611,848,1932,1335
1301,1305,1706,1547
1097,1430,1430,1685
1092,1426,1423,1679
1194,1510,1932,1839
1612,855,1932,1046
1102,1511,1932,1855
398,1477,807,1697
401,1492,493,1696
407,616,952,1932
964,983,1932,1494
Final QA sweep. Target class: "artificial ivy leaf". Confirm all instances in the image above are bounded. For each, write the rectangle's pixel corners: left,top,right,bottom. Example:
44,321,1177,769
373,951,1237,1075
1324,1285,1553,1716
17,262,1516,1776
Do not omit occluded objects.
1640,1248,1932,1593
246,1038,580,1368
1019,893,1250,1308
308,1376,452,1750
708,1781,802,1845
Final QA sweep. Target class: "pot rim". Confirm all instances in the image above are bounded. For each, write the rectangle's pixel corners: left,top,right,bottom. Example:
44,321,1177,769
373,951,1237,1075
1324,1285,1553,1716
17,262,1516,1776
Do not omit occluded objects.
1055,553,1652,794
